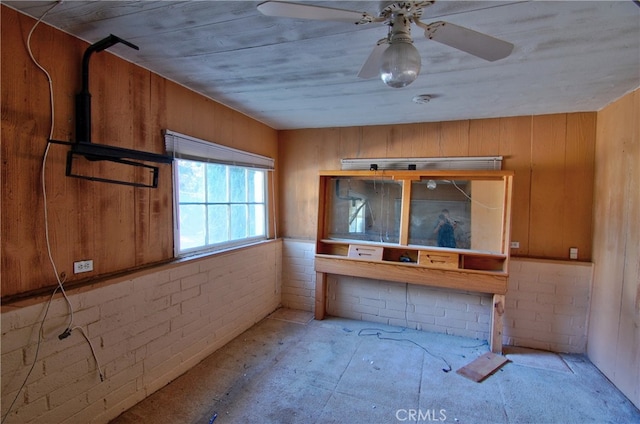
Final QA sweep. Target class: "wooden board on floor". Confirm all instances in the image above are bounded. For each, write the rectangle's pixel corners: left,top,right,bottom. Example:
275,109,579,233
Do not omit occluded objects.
456,352,509,382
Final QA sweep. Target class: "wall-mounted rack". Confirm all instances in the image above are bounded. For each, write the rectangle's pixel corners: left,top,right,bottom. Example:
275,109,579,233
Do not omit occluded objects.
51,34,172,188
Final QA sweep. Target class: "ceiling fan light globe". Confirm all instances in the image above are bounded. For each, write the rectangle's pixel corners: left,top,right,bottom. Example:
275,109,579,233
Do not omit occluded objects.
379,41,421,88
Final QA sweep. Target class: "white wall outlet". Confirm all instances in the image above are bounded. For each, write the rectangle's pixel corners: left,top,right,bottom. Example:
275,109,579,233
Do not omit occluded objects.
569,248,578,260
510,241,520,249
73,259,93,274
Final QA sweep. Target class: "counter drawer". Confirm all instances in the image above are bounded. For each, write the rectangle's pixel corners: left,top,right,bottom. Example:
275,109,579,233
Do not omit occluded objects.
418,251,459,269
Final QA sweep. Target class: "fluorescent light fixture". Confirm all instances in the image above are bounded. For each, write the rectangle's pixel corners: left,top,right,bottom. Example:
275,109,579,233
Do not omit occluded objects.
341,156,503,171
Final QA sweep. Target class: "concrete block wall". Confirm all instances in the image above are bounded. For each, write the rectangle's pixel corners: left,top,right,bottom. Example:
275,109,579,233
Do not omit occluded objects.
326,276,493,340
281,239,593,353
504,258,593,353
281,239,316,312
1,240,281,424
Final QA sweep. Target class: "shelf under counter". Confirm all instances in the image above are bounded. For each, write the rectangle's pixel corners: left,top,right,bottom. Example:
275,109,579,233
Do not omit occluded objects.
316,239,509,273
314,254,508,295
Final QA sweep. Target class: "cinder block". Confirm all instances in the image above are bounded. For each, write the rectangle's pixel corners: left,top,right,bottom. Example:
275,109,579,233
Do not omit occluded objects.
135,296,171,320
169,262,201,281
87,307,136,336
378,307,408,320
434,298,468,312
1,348,26,381
145,280,181,301
516,299,554,314
42,339,99,372
132,271,170,292
71,305,101,326
466,320,490,333
434,316,467,330
101,380,138,412
100,293,140,319
359,297,385,308
77,280,134,310
48,373,96,409
537,293,573,305
181,292,210,312
360,313,388,325
170,285,200,306
414,305,445,317
1,326,40,355
127,322,171,352
444,309,480,322
513,318,551,332
181,272,208,290
25,358,90,401
2,393,49,423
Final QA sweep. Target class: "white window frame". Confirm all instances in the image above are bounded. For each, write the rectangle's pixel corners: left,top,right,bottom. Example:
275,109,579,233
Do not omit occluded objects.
164,130,274,256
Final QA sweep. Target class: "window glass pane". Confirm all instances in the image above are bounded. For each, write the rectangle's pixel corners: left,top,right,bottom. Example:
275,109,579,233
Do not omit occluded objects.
229,167,246,202
230,204,247,240
248,204,265,237
207,163,227,203
179,204,206,250
174,159,268,254
208,205,229,244
247,169,264,202
178,160,205,203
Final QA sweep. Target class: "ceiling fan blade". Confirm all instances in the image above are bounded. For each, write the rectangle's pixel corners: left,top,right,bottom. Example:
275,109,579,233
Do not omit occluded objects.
357,40,388,79
257,1,374,24
423,21,513,61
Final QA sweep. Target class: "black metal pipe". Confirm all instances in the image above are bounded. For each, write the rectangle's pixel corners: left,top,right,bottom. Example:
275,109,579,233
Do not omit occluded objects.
75,34,139,143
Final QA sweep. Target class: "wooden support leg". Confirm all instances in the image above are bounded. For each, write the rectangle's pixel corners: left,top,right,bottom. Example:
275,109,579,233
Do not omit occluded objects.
490,294,505,354
315,271,327,320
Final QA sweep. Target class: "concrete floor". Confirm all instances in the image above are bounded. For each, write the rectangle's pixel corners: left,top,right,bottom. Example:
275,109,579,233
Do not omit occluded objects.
110,308,640,424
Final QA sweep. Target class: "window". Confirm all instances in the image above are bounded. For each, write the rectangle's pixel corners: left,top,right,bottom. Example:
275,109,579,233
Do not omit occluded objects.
164,130,274,255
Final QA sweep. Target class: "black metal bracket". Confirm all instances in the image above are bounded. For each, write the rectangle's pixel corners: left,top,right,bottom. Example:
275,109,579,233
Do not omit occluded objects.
50,140,172,188
57,34,173,188
76,34,139,143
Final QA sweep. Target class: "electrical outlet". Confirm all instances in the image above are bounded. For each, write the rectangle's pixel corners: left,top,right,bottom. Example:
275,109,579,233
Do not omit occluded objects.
569,248,578,260
510,241,520,249
73,260,93,274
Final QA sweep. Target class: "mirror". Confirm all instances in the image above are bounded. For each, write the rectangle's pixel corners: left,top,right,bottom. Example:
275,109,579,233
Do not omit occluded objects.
325,176,506,254
326,178,402,244
408,179,504,253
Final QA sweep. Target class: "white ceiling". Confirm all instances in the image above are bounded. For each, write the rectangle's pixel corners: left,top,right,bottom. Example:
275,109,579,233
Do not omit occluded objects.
5,1,640,130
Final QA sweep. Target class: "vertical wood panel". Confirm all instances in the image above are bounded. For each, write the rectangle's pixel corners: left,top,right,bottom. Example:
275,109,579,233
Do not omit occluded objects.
415,122,441,157
589,89,639,408
386,125,403,157
563,113,596,261
339,127,363,159
136,73,173,265
440,120,470,156
469,118,501,156
362,125,391,158
400,123,423,157
499,116,532,256
530,114,567,258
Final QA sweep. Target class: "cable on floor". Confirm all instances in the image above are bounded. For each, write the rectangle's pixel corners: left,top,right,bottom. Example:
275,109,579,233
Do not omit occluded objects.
357,327,452,373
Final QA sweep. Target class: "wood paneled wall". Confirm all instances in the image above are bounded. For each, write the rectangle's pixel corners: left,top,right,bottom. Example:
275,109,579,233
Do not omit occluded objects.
279,113,596,262
588,89,639,408
1,7,278,298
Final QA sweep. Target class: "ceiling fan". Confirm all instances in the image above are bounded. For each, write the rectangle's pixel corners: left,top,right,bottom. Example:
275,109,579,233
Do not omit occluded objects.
257,1,514,88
